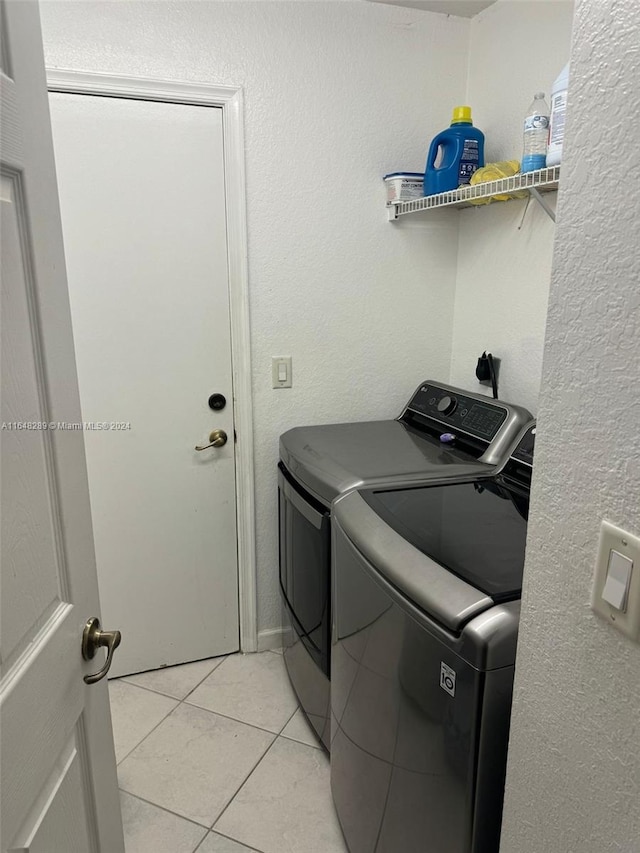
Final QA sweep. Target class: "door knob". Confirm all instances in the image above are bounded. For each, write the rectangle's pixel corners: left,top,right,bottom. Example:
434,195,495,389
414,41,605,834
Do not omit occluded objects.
195,429,228,451
82,617,121,685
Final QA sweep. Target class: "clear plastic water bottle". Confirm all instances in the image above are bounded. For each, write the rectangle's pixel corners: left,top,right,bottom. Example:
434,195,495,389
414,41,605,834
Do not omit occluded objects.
521,92,550,173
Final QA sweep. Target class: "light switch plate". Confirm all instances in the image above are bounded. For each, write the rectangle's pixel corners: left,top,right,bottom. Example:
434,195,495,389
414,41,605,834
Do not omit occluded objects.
272,356,292,389
591,520,640,641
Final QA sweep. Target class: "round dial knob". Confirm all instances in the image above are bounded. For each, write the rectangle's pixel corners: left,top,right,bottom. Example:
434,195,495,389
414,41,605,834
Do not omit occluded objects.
437,395,457,416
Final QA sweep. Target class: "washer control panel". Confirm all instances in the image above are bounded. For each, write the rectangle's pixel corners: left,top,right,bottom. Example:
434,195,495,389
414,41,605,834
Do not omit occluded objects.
511,425,536,466
406,383,508,442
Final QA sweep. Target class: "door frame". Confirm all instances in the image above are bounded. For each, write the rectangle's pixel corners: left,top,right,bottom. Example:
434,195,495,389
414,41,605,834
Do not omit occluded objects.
46,69,258,653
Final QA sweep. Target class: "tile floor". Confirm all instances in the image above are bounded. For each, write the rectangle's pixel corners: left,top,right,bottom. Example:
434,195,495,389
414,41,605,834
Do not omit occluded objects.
109,650,348,853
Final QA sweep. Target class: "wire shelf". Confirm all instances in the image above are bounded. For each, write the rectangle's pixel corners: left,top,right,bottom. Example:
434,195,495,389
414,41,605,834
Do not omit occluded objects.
387,166,560,219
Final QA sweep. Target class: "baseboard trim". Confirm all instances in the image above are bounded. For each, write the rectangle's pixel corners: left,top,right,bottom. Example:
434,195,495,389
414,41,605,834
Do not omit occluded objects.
257,627,285,652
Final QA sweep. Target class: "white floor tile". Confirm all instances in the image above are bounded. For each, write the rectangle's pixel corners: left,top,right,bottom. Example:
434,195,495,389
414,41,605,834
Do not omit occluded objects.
123,656,225,700
214,737,347,853
280,708,322,750
118,702,275,827
187,651,297,734
109,680,178,763
120,791,207,853
197,832,260,853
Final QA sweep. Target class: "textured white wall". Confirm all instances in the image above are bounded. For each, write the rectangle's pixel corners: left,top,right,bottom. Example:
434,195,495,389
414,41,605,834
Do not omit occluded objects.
449,0,575,414
500,0,640,849
40,1,469,636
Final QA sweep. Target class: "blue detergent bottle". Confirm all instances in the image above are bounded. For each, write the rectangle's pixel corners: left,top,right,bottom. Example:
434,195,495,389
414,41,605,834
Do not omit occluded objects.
424,106,485,196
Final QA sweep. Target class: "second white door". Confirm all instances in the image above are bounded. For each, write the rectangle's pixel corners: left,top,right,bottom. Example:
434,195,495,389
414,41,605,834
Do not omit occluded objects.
49,92,239,677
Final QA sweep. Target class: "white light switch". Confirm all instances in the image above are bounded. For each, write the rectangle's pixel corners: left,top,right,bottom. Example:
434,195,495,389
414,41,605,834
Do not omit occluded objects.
272,356,292,389
592,521,640,641
601,550,633,611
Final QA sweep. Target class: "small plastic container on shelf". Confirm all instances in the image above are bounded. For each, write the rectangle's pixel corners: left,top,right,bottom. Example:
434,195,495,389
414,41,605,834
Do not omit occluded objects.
383,172,424,203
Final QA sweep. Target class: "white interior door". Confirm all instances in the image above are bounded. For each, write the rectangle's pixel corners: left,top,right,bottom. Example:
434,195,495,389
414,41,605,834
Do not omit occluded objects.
0,2,123,850
48,91,240,677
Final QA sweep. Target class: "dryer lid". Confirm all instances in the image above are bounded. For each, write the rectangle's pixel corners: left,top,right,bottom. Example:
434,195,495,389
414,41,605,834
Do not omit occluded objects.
280,420,489,505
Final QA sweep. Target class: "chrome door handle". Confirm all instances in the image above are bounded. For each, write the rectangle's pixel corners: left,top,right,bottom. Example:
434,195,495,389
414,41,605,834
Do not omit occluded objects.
82,617,122,685
195,429,228,451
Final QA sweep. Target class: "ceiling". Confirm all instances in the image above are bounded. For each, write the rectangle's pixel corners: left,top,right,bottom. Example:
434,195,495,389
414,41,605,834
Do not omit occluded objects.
368,0,497,18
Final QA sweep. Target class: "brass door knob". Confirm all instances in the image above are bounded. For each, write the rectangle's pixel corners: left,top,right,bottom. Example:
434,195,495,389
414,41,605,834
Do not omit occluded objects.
195,429,228,451
82,617,121,684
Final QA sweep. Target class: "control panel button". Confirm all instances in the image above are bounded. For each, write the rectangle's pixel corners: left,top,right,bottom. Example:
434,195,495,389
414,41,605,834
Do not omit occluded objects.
437,395,457,416
461,402,505,439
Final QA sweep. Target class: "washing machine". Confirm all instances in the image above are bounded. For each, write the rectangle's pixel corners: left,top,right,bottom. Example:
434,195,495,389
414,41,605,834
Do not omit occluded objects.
278,380,532,750
330,424,536,853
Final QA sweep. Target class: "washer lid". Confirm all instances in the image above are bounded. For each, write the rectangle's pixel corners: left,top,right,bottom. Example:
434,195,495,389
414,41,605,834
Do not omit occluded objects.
334,488,493,633
360,479,528,603
280,420,490,505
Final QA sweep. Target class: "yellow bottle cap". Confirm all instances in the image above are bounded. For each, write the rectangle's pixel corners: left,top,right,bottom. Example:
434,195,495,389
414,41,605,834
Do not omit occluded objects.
452,105,472,124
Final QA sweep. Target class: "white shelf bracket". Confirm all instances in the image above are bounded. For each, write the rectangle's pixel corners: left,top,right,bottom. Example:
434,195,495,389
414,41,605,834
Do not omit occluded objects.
529,187,556,223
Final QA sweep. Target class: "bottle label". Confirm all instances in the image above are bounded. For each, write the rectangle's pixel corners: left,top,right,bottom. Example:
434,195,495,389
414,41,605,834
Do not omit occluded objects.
458,138,479,185
524,113,550,131
549,92,568,147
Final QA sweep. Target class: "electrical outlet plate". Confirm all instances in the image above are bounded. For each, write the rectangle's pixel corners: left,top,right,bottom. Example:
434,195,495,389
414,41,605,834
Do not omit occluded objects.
591,520,640,642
